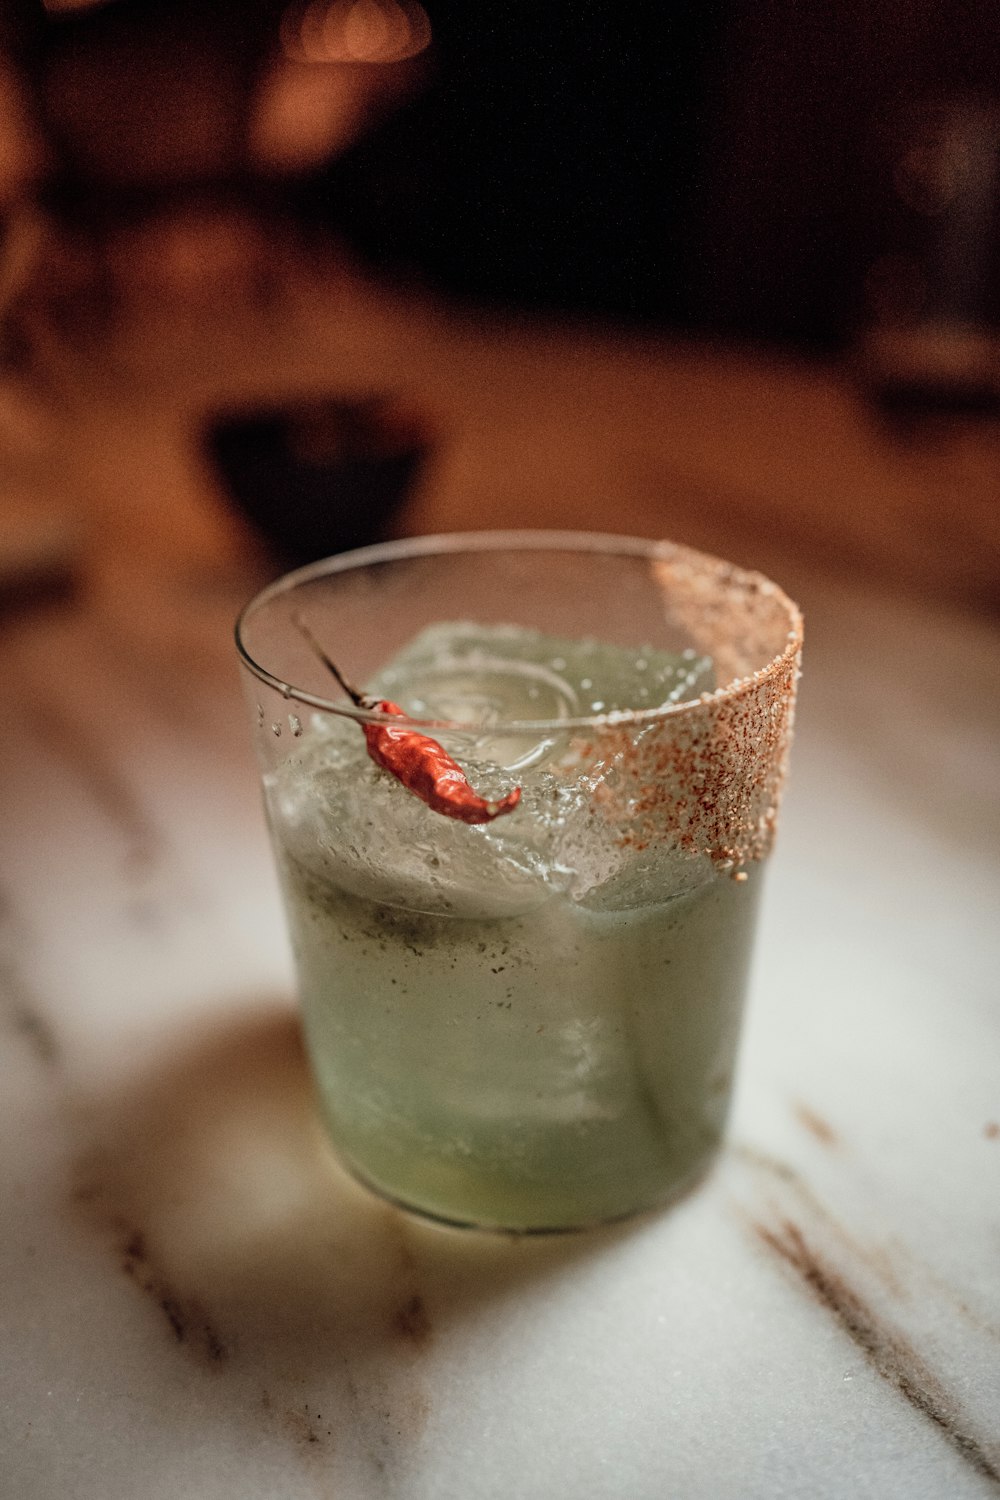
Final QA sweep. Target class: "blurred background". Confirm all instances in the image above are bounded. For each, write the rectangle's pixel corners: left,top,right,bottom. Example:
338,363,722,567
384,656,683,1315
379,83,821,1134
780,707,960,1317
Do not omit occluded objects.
0,0,998,608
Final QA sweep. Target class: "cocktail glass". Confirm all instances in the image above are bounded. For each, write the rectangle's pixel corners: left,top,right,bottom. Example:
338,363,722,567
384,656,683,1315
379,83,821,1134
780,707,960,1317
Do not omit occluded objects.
236,531,802,1231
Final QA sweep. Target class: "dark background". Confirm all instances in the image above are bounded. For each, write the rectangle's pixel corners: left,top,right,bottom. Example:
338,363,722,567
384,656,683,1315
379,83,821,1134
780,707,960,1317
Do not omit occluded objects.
302,0,1000,349
8,0,1000,352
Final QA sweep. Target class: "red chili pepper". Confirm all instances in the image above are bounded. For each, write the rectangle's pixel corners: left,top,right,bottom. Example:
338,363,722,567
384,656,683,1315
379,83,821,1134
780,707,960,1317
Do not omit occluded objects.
363,704,521,824
293,615,522,824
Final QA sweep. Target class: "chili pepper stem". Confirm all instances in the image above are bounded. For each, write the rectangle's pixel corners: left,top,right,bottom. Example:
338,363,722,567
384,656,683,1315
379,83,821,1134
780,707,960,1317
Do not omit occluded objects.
292,612,376,709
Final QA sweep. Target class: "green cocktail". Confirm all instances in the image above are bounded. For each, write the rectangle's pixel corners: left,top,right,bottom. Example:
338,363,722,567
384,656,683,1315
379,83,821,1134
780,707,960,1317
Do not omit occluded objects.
237,535,801,1231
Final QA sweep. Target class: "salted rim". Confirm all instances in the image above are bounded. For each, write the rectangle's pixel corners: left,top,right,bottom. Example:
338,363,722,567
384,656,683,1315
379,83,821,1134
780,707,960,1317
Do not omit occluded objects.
235,530,803,733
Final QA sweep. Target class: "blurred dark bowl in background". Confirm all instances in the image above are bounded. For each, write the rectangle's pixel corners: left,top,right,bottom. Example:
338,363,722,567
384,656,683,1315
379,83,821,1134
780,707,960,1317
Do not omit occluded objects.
204,395,434,567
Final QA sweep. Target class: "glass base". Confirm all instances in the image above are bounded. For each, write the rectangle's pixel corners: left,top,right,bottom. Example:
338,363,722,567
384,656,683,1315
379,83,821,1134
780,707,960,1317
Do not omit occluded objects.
332,1140,720,1236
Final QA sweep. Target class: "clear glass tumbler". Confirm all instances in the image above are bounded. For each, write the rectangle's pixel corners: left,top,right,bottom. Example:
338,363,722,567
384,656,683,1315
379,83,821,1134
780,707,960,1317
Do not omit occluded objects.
236,532,802,1231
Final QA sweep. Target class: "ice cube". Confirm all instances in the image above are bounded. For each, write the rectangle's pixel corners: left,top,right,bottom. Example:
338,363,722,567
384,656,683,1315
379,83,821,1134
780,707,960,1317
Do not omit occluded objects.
372,622,714,753
571,840,712,914
268,623,716,919
268,721,559,918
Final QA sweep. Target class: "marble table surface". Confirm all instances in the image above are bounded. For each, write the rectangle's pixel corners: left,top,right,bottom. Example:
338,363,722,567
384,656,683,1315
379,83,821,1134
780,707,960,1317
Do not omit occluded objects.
0,253,998,1497
2,539,998,1500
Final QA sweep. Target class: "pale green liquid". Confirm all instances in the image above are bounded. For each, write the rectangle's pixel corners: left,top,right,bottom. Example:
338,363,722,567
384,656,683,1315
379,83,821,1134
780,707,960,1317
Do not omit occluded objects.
277,854,760,1230
267,624,760,1231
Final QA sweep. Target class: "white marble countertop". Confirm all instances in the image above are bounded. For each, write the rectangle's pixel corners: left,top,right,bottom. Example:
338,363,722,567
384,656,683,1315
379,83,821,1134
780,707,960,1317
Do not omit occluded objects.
0,264,998,1498
2,548,998,1500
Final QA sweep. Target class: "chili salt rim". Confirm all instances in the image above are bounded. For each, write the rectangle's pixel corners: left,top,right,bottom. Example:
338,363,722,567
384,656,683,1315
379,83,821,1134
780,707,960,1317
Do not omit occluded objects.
235,529,803,734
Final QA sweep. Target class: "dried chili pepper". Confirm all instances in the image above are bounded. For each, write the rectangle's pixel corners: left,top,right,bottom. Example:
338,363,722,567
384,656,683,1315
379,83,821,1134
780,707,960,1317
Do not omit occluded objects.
293,614,522,825
363,718,522,824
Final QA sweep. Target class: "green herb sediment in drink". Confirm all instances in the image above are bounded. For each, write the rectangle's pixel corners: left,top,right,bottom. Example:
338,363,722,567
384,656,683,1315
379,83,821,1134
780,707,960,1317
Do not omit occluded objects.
278,856,760,1228
265,624,762,1230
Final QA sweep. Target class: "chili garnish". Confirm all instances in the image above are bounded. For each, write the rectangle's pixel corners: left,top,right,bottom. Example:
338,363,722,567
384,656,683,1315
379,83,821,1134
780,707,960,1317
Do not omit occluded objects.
293,614,522,825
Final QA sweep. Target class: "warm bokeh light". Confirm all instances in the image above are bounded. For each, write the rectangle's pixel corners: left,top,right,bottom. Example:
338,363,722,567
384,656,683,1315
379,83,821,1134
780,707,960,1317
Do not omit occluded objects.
0,66,47,205
281,0,431,66
255,0,430,170
250,60,376,171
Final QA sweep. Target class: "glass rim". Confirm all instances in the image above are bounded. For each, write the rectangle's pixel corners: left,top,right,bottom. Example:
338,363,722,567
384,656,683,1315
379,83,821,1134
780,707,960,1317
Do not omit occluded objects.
235,529,803,733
